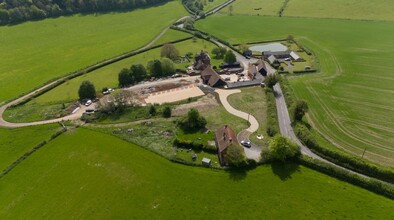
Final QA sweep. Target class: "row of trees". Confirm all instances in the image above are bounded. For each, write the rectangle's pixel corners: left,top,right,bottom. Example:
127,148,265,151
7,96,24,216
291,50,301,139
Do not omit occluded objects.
118,58,176,87
0,0,168,25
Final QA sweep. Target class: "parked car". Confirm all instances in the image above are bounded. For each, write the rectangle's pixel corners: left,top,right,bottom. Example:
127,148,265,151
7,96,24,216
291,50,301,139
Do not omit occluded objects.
241,140,251,148
171,73,181,78
85,109,94,114
84,99,92,106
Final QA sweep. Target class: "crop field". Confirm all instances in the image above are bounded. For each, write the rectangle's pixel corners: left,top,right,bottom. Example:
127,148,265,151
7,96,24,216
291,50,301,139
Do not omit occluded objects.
0,128,392,219
4,38,220,123
0,124,61,172
0,1,186,105
217,0,285,16
284,0,394,21
196,16,394,166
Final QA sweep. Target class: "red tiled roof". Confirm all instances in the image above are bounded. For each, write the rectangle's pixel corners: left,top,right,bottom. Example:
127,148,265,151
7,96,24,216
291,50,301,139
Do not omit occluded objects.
216,125,237,153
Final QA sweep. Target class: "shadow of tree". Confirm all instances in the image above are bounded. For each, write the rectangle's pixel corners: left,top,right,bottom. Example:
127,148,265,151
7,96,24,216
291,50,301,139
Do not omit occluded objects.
228,168,247,181
271,162,300,181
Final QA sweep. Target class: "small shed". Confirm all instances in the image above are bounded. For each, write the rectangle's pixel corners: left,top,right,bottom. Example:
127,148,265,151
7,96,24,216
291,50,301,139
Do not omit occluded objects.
202,158,211,167
290,51,301,61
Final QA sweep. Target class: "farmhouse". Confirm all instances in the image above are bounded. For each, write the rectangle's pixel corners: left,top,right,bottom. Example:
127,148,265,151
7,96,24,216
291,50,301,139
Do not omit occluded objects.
193,50,211,70
201,66,225,87
215,125,238,166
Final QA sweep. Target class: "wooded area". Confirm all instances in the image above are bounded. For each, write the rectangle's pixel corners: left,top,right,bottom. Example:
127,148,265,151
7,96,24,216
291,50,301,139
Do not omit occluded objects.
0,0,169,25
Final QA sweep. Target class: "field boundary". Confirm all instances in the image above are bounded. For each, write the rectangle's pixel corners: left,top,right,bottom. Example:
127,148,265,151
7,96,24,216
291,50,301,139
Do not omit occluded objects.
0,124,67,179
278,0,290,17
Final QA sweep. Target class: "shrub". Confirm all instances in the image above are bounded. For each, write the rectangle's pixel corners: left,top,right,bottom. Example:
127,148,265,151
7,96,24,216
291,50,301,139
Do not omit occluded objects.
226,144,247,168
162,106,172,118
179,108,207,131
268,135,300,162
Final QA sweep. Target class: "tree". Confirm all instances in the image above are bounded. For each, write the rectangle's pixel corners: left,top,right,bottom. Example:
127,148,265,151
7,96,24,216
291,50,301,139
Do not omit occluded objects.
179,108,207,130
130,64,147,83
147,59,162,78
162,106,172,118
184,17,194,30
211,47,227,59
118,68,133,87
149,105,156,116
78,80,96,100
224,50,236,64
226,144,247,167
268,135,300,162
293,100,309,121
264,73,279,88
161,44,179,61
161,58,176,76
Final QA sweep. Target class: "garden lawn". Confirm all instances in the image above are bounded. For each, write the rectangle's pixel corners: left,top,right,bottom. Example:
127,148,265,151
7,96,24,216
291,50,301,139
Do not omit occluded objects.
0,1,186,104
0,124,61,172
0,128,393,219
227,86,268,145
284,0,394,21
196,16,394,166
4,38,221,122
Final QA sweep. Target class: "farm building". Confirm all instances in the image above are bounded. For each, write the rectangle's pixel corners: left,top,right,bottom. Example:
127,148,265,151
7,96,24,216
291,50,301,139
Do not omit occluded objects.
248,63,258,80
193,50,211,70
264,51,291,60
256,59,268,76
201,66,225,87
290,51,302,61
215,125,238,166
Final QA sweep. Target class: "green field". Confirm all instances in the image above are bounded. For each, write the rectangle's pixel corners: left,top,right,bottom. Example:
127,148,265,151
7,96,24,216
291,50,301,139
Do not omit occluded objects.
152,29,192,46
4,38,221,122
196,16,394,166
0,128,392,218
284,0,394,21
0,124,61,172
204,0,228,12
217,0,285,16
0,1,186,105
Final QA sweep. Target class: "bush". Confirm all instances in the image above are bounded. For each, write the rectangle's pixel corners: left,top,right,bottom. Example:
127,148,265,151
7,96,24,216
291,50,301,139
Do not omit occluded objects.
226,144,247,168
268,135,300,162
162,106,172,118
179,108,207,131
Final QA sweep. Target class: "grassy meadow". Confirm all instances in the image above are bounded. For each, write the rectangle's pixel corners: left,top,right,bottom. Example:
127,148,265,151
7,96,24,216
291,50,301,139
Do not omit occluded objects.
0,128,393,219
4,38,221,122
196,16,394,166
204,0,228,12
0,124,61,172
284,0,394,21
0,1,186,105
217,0,285,16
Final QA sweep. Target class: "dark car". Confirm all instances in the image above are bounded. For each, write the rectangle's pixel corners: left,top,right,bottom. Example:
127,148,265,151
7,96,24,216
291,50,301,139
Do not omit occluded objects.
241,140,251,148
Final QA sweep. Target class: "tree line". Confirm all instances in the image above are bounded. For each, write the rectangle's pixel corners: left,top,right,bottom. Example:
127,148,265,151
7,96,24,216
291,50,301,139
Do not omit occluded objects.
0,0,169,25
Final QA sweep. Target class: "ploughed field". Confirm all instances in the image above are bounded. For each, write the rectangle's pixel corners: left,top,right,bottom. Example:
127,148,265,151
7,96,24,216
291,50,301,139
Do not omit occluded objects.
0,1,186,105
0,128,393,219
196,16,394,166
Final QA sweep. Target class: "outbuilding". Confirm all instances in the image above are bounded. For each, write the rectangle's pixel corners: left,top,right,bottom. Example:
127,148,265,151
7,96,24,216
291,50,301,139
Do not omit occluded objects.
202,158,211,167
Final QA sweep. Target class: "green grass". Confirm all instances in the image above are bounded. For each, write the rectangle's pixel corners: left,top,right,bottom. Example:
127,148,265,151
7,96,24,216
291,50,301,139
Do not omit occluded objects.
204,0,228,12
4,38,221,122
0,1,186,104
284,0,394,21
200,101,249,134
0,124,61,172
0,127,393,218
227,86,268,145
196,16,394,166
152,29,192,46
217,0,285,16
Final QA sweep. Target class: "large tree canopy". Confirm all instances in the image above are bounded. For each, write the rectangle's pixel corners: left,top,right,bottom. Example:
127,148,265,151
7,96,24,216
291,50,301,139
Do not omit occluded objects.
0,0,170,25
78,80,96,100
268,135,300,162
